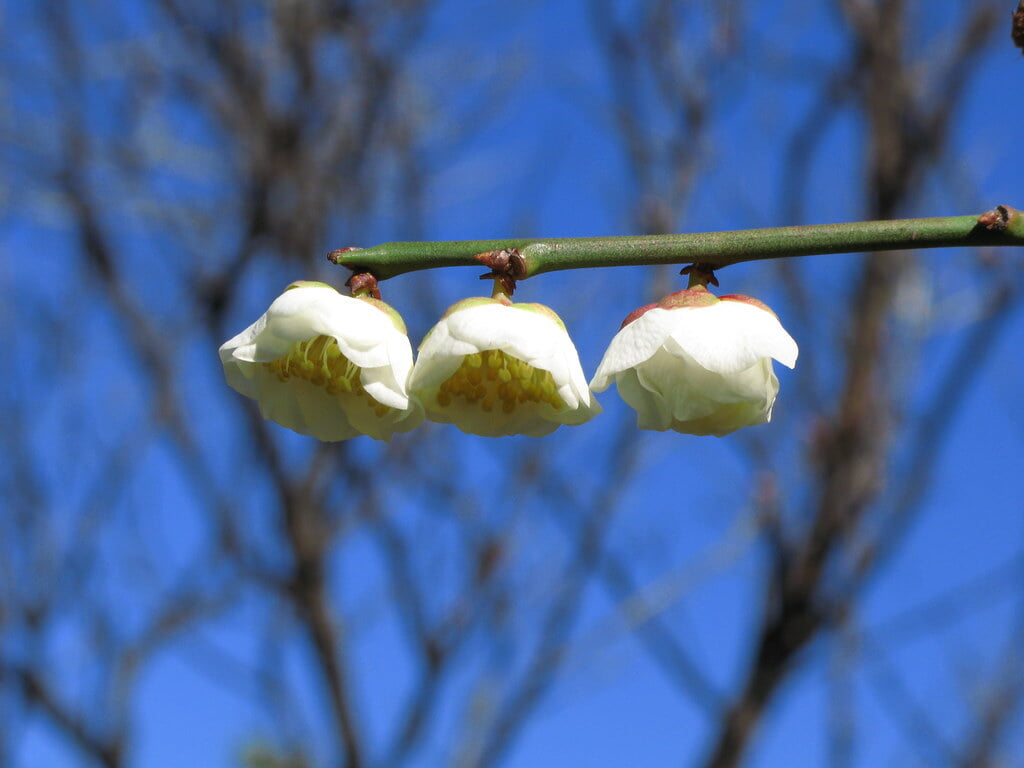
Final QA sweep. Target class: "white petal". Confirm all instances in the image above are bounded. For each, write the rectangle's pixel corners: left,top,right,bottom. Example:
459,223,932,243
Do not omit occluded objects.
291,380,363,441
220,353,260,400
442,303,561,360
224,287,402,368
672,400,770,437
409,320,481,392
360,333,416,411
343,394,422,442
664,302,798,374
589,310,674,391
254,372,314,435
426,400,561,438
614,368,672,430
561,390,603,425
361,370,409,411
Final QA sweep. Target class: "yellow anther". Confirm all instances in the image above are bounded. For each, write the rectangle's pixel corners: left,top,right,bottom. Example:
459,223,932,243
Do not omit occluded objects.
436,349,566,414
263,335,369,400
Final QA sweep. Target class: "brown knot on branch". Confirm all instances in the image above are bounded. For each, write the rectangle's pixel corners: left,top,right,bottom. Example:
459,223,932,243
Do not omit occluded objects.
345,271,381,299
476,248,526,296
976,204,1014,231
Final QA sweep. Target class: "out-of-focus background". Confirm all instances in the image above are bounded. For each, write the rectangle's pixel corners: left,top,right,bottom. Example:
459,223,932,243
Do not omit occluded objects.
2,1,1023,766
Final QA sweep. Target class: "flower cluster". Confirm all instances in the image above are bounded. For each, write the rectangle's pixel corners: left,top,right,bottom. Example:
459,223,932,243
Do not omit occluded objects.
220,281,796,441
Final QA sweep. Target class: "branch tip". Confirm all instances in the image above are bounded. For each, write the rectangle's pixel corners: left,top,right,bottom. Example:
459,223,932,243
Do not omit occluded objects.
327,246,363,265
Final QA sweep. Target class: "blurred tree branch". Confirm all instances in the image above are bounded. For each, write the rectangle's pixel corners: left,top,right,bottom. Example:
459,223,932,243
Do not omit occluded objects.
2,2,1022,768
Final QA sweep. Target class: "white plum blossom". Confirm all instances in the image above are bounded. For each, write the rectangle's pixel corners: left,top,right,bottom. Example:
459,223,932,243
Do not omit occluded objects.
410,297,600,437
219,281,422,441
590,287,798,436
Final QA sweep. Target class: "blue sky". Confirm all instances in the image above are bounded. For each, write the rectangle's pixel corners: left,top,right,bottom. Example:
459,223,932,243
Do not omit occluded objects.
4,1,1024,767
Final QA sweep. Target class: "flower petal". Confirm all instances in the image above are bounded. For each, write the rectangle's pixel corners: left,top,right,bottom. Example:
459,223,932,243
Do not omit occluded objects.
442,303,569,362
589,310,674,391
665,301,798,374
614,368,672,430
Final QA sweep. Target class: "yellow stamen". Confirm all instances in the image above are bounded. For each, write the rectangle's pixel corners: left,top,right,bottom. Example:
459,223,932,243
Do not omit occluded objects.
433,350,564,414
264,335,394,418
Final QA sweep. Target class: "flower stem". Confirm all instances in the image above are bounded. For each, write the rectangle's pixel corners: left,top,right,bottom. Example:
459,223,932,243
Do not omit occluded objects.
490,279,512,303
331,206,1024,281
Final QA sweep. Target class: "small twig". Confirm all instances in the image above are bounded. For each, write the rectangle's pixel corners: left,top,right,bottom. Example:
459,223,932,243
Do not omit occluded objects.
329,207,1024,280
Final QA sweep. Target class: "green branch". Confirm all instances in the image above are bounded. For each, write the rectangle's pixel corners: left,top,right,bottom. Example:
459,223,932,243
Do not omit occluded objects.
330,205,1024,281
